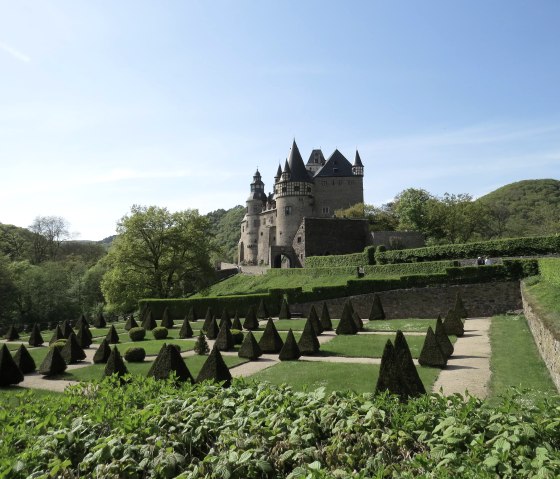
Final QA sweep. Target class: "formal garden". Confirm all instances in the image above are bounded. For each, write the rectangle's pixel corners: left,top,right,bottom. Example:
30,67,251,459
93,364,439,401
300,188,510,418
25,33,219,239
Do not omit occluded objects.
1,237,560,477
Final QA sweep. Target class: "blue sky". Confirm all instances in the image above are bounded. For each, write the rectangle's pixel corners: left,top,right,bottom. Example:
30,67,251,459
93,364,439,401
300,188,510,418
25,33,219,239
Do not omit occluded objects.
1,1,559,240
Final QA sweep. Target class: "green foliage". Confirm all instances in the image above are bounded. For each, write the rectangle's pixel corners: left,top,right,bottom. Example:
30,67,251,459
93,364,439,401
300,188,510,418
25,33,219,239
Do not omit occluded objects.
141,309,157,330
335,302,358,335
369,293,385,320
147,344,193,383
152,326,169,340
307,305,323,335
103,346,128,379
93,312,106,328
538,258,560,287
105,325,120,344
196,347,232,386
60,332,86,364
242,305,260,331
205,205,246,263
93,339,111,364
435,316,454,358
298,319,320,355
0,344,24,386
238,331,262,360
124,347,146,363
13,344,36,374
320,302,332,331
0,378,559,478
28,323,44,347
124,315,138,331
76,322,93,348
375,234,560,264
4,325,19,341
444,309,465,337
418,327,447,368
306,250,368,267
194,332,210,355
160,307,174,329
278,329,301,361
101,205,216,312
205,317,219,340
257,298,270,319
258,319,284,353
128,327,146,342
278,298,291,319
38,346,67,376
521,279,560,341
178,318,194,339
214,324,235,351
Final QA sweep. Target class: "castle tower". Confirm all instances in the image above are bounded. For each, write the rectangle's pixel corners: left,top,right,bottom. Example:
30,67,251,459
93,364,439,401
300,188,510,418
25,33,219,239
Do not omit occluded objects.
274,140,314,248
353,150,364,176
239,169,267,264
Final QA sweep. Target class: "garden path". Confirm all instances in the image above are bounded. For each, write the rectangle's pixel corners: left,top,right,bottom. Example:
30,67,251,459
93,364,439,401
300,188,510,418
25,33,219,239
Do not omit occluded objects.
432,317,491,398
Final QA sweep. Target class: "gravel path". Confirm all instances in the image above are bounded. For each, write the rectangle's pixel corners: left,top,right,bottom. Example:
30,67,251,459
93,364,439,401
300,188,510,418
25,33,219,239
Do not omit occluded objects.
432,317,492,398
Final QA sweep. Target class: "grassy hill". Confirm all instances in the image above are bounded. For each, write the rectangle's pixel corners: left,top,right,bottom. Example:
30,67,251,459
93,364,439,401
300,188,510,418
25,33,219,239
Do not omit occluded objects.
477,179,560,237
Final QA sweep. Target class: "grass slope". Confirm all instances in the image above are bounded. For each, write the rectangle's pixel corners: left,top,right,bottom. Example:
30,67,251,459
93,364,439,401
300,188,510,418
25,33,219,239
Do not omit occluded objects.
489,314,556,402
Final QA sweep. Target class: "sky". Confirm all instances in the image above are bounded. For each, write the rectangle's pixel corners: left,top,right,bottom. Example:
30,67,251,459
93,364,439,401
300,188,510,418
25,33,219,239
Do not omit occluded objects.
1,1,559,241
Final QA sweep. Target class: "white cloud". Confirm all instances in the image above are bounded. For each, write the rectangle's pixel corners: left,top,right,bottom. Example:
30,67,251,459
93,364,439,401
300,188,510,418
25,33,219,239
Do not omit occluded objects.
0,41,31,63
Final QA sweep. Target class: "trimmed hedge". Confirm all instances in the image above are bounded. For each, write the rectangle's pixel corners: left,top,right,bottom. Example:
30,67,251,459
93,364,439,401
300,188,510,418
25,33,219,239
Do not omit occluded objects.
375,234,560,264
306,249,370,268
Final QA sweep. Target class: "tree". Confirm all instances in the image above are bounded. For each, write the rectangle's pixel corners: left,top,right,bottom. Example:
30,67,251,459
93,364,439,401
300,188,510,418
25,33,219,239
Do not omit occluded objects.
29,216,70,263
101,205,216,312
394,188,434,233
334,203,398,231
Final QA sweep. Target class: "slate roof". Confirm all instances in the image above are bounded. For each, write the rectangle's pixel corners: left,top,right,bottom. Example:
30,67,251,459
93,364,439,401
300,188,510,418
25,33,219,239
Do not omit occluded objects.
314,149,354,177
287,140,311,182
354,150,363,167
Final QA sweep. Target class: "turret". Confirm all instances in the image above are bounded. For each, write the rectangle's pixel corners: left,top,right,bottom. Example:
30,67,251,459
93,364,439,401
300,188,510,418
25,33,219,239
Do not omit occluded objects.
352,150,364,176
274,164,282,183
240,169,267,264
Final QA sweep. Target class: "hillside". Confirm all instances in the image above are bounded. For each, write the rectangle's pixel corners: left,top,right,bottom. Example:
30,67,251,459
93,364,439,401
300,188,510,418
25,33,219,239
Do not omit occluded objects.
206,205,245,263
476,179,560,237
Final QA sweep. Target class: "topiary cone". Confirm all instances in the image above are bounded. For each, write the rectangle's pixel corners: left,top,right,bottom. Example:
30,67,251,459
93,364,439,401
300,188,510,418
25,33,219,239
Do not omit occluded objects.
60,332,86,364
38,346,67,376
106,325,120,344
335,302,358,335
418,327,447,368
231,313,243,331
0,344,24,386
60,320,73,339
369,294,386,320
4,325,20,341
394,330,426,397
28,323,44,347
13,344,36,374
243,305,259,331
214,323,234,351
278,298,291,320
179,317,194,339
443,309,464,337
238,331,262,360
202,307,214,332
93,338,111,364
220,308,231,325
148,343,194,383
196,347,232,387
186,306,197,322
76,321,93,348
161,307,174,329
353,311,363,331
257,299,270,320
298,319,320,355
308,305,323,335
435,315,454,358
320,302,333,331
49,325,64,345
93,312,107,328
141,309,157,331
75,314,88,330
104,346,128,379
258,318,284,353
375,339,405,398
205,316,219,340
453,291,468,319
124,315,138,331
219,313,232,331
279,329,301,361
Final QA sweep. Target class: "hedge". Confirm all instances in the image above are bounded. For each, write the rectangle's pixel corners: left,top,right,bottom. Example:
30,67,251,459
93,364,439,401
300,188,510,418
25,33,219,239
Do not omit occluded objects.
538,258,560,287
305,248,371,268
375,234,560,264
140,260,538,316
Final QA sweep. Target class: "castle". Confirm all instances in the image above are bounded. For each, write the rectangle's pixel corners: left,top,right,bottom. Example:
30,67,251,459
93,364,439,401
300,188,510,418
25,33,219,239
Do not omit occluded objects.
238,140,368,268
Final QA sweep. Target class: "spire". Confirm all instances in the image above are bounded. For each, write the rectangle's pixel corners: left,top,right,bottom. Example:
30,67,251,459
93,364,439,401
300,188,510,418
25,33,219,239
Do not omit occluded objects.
287,140,311,182
352,150,364,176
274,164,282,183
281,159,291,181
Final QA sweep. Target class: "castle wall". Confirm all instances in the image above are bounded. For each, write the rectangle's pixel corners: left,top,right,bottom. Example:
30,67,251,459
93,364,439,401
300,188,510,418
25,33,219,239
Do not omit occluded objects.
313,177,363,216
275,195,314,248
370,231,425,250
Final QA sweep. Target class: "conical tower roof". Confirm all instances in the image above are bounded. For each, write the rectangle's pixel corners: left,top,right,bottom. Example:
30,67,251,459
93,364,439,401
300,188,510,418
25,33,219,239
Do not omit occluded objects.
354,150,364,167
286,140,311,182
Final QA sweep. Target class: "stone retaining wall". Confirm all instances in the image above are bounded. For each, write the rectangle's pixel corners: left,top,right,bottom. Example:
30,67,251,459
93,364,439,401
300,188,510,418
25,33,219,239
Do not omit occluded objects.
291,281,522,319
521,284,560,392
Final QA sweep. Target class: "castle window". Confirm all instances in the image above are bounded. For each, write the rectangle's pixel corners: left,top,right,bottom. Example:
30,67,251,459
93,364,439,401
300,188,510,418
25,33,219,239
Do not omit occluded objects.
242,226,244,232
322,207,330,214
294,185,300,192
282,186,287,193
285,206,292,215
333,168,338,173
321,180,327,186
260,232,263,236
307,186,311,193
253,206,259,213
297,236,302,243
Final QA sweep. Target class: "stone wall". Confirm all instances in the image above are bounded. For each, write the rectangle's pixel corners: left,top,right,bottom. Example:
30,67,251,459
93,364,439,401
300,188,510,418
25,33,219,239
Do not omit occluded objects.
521,284,560,392
290,281,522,319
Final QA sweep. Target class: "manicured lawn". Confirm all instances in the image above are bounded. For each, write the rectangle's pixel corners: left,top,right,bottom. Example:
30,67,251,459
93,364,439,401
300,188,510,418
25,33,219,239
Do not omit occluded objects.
319,333,455,359
113,339,195,355
66,355,247,382
272,319,339,331
252,330,302,341
251,361,441,394
0,387,62,406
364,318,438,332
489,314,557,402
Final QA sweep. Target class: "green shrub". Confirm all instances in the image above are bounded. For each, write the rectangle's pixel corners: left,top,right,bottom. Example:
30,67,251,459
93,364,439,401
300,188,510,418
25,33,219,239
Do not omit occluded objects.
336,302,358,335
28,323,44,347
238,331,262,360
231,328,244,345
307,305,323,335
141,308,157,330
152,326,169,340
205,317,219,340
243,305,259,330
369,294,386,320
147,344,193,382
129,327,146,342
4,325,19,341
50,339,67,351
298,319,320,355
60,320,73,338
306,250,368,267
418,327,447,368
104,346,128,379
278,298,291,319
194,332,210,355
179,318,193,339
49,325,64,345
93,339,111,364
443,309,464,337
375,234,560,264
76,322,93,349
38,346,67,376
124,347,146,363
394,331,425,397
214,324,234,351
160,307,174,329
0,344,24,386
106,325,120,344
93,313,106,328
60,332,86,364
320,302,333,331
278,329,301,361
196,347,232,386
13,344,36,374
435,316,454,358
258,319,284,353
